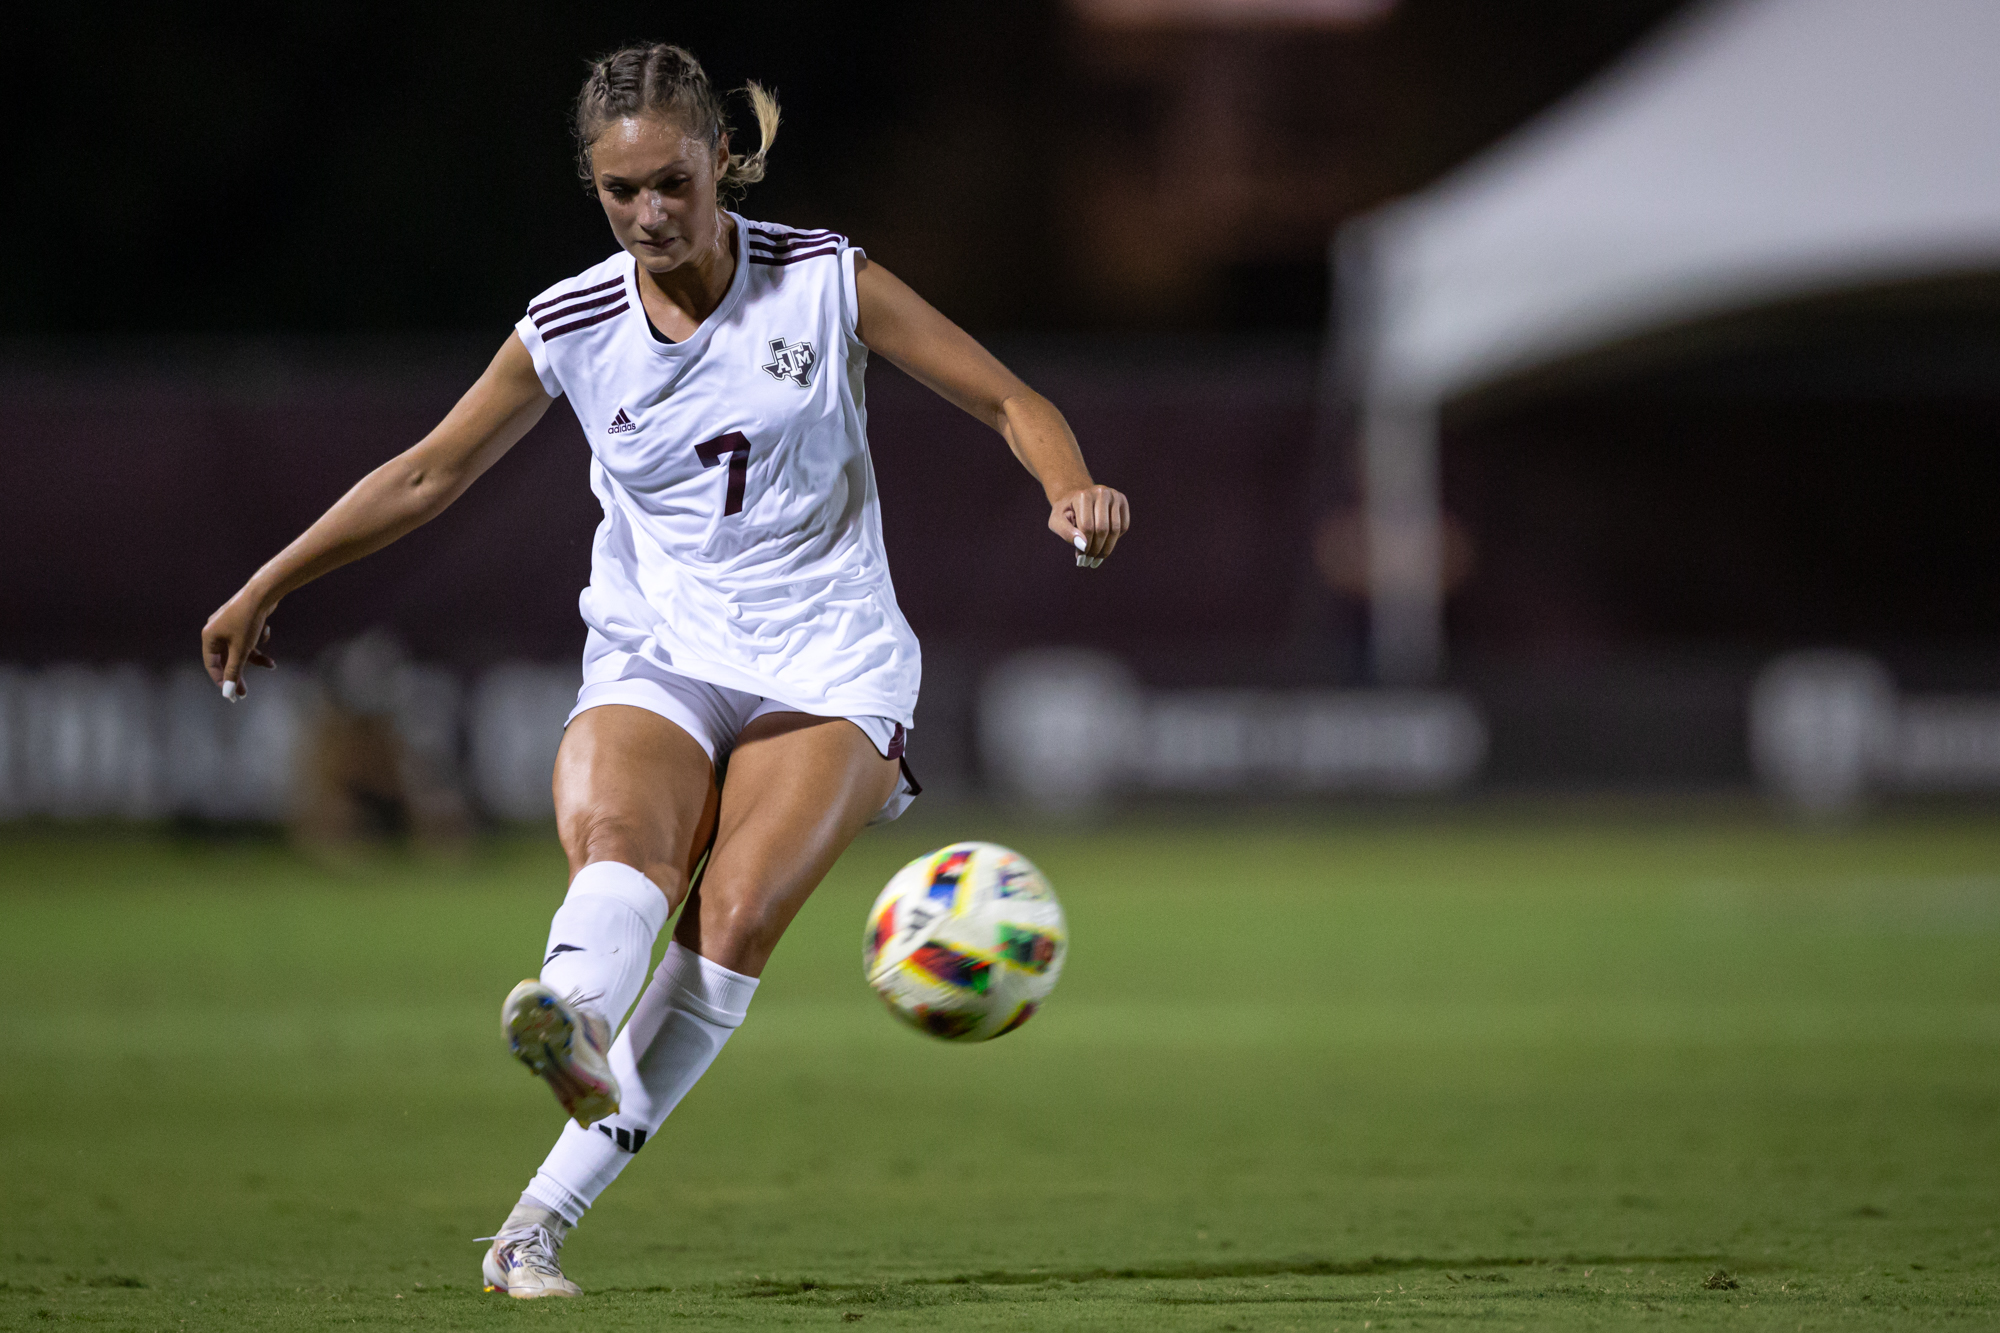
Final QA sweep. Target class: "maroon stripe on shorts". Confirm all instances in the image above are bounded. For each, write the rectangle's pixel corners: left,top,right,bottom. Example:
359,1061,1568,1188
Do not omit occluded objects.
528,275,623,315
541,302,628,341
531,288,624,328
887,724,906,760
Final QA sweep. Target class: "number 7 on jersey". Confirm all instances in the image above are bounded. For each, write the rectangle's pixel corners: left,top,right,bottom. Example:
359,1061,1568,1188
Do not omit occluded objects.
694,432,753,516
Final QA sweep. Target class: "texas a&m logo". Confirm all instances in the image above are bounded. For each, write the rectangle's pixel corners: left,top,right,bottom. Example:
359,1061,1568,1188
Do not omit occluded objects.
761,336,818,388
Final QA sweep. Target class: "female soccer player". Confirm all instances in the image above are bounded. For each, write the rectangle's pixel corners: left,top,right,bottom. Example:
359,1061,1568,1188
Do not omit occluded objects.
200,44,1129,1298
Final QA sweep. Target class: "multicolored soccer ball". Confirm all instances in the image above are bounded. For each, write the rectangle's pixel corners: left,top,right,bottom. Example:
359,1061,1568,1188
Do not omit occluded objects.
863,842,1067,1041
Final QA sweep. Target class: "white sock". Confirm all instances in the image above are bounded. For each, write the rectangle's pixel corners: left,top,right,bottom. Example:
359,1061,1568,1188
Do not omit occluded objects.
538,862,670,1032
497,1195,568,1239
523,942,759,1224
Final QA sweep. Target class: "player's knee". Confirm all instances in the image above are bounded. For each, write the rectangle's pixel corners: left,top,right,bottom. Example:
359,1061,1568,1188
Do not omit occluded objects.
558,806,641,864
560,812,685,901
695,890,790,965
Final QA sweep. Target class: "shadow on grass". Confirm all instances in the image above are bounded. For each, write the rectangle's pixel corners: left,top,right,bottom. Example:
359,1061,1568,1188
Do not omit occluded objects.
704,1252,1727,1305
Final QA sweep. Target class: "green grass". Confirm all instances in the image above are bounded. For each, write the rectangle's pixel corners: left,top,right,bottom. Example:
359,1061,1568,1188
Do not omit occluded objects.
2,809,1998,1330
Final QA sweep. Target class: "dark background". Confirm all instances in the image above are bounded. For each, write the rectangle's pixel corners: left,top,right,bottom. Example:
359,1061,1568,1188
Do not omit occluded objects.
6,1,1684,335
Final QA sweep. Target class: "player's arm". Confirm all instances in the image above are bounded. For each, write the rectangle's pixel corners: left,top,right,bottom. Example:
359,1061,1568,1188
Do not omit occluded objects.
200,333,553,697
852,256,1128,566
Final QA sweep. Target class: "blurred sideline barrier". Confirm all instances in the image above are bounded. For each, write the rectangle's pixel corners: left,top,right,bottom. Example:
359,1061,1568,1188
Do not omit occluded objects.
6,650,2000,824
1751,650,2000,816
0,653,1493,822
0,662,574,825
0,665,308,821
468,666,579,822
978,649,1487,810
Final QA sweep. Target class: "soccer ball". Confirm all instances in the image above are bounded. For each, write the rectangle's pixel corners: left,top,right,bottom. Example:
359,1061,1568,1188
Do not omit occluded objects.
862,842,1067,1041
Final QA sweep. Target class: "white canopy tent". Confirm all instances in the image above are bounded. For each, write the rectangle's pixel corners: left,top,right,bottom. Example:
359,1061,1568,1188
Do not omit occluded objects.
1338,0,2000,682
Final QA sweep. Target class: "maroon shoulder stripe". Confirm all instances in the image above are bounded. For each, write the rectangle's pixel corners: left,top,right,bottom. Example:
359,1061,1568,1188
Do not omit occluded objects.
528,274,623,315
752,236,844,252
541,302,629,340
748,246,840,266
748,245,839,259
748,230,841,250
531,288,625,328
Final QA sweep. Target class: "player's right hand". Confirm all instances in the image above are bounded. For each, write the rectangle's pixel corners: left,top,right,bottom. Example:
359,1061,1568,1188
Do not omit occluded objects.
201,590,278,700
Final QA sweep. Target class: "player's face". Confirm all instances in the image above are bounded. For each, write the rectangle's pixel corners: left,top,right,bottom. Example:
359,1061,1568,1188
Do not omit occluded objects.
590,114,731,274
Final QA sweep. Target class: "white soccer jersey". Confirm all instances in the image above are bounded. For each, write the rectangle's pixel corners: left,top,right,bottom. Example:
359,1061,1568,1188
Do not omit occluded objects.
514,215,919,726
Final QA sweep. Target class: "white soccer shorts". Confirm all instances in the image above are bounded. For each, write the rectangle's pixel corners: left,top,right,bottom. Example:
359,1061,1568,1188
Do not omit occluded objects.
567,656,917,825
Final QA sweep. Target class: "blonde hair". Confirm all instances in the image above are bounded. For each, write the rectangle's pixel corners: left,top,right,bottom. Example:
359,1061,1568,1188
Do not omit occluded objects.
572,43,781,204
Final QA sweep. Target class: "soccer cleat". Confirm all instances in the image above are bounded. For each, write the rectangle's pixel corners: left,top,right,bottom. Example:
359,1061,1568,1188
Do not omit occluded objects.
480,1222,581,1299
502,979,620,1126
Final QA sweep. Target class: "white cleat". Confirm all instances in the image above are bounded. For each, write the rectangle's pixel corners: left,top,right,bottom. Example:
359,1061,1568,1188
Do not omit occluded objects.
481,1222,581,1299
502,979,619,1127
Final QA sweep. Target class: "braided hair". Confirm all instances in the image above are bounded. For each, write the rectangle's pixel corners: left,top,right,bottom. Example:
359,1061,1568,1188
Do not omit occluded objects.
573,43,780,203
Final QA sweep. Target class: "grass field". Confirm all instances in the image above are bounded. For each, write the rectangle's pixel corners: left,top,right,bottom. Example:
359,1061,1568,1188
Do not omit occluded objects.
2,809,1997,1330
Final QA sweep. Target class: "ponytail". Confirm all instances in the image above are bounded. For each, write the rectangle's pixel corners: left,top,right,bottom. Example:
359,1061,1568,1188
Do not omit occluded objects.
718,81,781,201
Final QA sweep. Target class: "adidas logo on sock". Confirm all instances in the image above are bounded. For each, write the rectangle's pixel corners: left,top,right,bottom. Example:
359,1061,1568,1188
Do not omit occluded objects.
596,1125,647,1153
606,408,637,435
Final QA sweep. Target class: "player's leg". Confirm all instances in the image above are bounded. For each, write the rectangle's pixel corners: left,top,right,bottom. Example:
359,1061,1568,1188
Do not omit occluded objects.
595,713,897,1147
501,714,895,1274
487,702,719,1298
674,712,901,975
500,704,719,1127
555,713,893,1172
554,701,720,897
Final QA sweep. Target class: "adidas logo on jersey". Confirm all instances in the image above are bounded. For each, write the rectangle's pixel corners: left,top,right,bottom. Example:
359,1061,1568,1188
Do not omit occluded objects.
606,408,638,434
761,337,818,388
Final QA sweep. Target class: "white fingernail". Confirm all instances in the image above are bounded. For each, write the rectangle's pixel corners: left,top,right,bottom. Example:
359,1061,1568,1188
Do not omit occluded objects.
1073,534,1087,551
221,680,241,702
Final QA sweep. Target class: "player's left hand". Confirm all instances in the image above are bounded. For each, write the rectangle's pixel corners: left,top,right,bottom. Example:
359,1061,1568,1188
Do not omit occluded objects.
1049,484,1129,568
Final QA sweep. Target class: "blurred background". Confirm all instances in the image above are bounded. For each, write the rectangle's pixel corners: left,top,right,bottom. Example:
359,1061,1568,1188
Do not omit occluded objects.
6,0,2000,839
